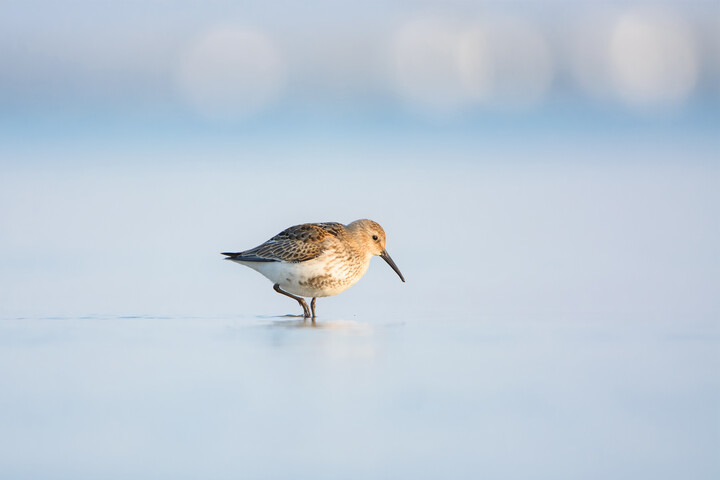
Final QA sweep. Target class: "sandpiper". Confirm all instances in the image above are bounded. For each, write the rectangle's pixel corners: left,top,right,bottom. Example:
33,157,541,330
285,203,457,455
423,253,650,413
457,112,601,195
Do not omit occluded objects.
222,219,405,318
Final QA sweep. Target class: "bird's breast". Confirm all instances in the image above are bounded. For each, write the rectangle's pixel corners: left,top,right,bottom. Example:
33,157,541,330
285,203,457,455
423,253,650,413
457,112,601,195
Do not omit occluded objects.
250,251,370,298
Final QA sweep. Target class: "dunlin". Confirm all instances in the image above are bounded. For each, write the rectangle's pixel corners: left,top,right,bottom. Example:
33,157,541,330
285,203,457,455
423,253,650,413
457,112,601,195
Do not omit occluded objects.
222,219,405,318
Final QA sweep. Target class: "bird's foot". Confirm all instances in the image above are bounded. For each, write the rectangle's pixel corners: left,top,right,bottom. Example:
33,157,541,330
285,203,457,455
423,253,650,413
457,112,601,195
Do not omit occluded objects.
297,299,311,318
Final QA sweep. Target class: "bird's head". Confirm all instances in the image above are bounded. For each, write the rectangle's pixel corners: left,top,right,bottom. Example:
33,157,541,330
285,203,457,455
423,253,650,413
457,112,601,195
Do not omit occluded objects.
347,219,405,282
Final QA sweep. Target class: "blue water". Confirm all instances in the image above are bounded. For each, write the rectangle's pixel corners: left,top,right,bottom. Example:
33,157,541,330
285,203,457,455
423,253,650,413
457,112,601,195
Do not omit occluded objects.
2,130,719,478
0,312,717,480
2,154,719,479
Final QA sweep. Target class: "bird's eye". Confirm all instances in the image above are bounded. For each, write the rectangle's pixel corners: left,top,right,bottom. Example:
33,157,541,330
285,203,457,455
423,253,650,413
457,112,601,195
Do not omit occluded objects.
372,235,379,241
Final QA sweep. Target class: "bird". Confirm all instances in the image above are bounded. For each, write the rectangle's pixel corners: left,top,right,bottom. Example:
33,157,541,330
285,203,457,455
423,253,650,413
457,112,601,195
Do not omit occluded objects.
222,219,405,318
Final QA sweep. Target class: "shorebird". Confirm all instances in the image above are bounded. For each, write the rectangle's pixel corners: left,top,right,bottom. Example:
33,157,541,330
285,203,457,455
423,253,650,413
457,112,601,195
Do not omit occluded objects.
222,219,405,318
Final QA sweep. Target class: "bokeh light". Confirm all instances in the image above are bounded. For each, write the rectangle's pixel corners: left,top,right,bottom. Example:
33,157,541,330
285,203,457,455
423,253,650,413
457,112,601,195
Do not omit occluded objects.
609,8,698,109
391,15,553,117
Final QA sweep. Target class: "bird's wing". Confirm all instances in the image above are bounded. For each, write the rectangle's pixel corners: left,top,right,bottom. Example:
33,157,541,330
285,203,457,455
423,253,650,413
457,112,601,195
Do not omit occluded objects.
222,222,345,263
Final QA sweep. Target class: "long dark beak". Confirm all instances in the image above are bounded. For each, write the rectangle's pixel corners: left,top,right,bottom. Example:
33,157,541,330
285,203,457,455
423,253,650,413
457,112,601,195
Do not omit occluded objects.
380,249,405,282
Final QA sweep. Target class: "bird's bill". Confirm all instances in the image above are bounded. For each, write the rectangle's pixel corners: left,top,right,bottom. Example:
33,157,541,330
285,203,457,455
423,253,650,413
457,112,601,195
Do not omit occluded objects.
380,249,405,282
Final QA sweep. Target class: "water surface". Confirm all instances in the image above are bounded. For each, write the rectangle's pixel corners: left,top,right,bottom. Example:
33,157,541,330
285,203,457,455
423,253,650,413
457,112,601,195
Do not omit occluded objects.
1,312,717,480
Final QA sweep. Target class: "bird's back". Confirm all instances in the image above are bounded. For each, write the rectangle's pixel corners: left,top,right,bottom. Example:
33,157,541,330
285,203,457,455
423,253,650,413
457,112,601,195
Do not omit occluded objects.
222,222,347,263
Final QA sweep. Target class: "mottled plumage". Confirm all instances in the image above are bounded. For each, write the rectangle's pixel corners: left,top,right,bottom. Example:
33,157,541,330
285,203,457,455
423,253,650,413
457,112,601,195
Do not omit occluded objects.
233,222,345,263
222,219,404,318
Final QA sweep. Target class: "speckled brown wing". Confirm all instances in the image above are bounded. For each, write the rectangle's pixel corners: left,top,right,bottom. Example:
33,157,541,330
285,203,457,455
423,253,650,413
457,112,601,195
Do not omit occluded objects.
225,222,346,263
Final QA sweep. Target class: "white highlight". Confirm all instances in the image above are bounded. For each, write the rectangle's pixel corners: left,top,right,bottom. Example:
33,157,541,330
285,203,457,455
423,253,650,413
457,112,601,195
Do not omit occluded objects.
391,16,554,116
609,9,698,108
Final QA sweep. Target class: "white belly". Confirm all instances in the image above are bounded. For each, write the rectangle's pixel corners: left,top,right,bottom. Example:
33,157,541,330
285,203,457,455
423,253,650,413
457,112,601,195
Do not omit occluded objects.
231,256,370,298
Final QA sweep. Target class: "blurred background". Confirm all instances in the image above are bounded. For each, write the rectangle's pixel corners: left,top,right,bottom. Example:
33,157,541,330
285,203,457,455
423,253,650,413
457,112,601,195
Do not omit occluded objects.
1,0,718,317
2,0,720,125
0,1,718,479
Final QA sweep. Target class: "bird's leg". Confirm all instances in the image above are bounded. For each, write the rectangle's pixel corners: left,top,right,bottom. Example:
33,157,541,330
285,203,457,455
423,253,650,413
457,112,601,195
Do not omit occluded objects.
273,283,311,318
310,297,317,318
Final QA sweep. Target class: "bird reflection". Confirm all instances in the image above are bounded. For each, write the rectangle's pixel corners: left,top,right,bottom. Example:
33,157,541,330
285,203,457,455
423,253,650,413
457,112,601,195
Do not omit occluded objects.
267,317,372,333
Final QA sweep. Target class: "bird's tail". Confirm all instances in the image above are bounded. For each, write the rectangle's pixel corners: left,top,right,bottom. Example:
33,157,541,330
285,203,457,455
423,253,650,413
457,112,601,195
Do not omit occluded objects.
221,252,275,262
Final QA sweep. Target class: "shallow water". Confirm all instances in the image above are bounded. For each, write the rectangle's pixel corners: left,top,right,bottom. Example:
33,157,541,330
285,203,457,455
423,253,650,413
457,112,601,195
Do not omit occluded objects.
0,312,717,480
1,120,719,478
